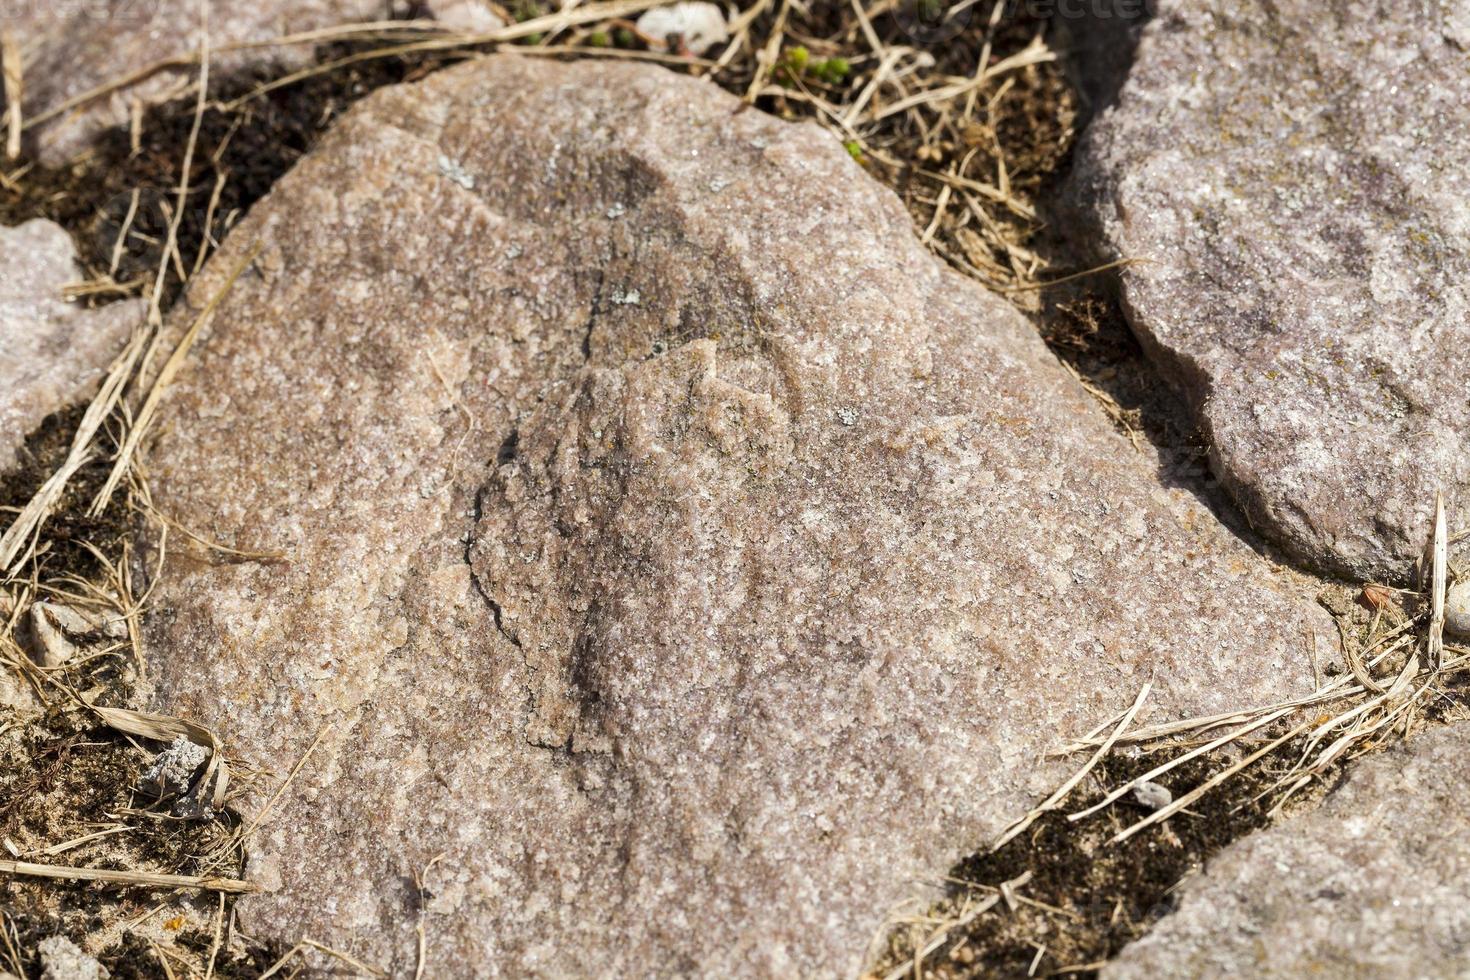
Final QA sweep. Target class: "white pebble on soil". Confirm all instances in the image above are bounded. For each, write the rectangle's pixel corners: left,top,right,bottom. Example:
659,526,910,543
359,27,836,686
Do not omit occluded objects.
1133,781,1173,811
635,2,729,54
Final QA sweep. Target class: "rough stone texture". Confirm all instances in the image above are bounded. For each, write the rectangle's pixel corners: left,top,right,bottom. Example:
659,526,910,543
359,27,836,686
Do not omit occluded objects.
143,55,1332,976
37,936,107,980
1105,722,1470,979
1450,577,1470,636
5,0,391,165
1071,0,1470,581
138,735,208,799
0,219,141,470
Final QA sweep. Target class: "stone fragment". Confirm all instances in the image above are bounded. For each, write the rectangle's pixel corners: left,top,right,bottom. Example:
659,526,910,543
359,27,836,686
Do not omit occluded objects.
636,2,729,54
142,55,1331,976
1131,781,1171,811
421,0,506,33
37,936,107,980
1449,578,1470,637
1071,0,1470,581
1105,722,1470,979
26,601,77,668
138,735,208,799
0,220,141,471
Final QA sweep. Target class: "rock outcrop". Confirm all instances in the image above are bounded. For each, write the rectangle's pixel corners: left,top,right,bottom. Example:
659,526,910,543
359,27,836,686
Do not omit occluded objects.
142,54,1330,975
0,219,141,469
1072,0,1470,581
1106,721,1470,979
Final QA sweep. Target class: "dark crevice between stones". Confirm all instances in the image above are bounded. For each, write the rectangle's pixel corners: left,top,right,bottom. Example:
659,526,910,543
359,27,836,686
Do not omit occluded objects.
1047,1,1150,125
1025,271,1306,570
870,734,1310,979
878,673,1470,979
1019,5,1324,577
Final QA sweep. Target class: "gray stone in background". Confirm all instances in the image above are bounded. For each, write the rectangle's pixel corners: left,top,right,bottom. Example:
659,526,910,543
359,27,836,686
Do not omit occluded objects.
2,1,479,166
142,55,1330,976
1105,721,1470,979
0,219,141,470
1071,0,1470,582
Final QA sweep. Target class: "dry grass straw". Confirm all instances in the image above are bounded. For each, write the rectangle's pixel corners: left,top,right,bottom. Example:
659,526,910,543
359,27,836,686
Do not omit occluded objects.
259,939,387,978
1,29,20,161
21,0,1079,296
871,870,1032,980
990,681,1151,850
0,859,252,894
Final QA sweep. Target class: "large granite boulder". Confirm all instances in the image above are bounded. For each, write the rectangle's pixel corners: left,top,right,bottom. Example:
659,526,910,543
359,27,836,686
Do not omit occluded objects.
0,219,141,469
142,54,1331,976
1071,0,1470,581
1106,721,1470,979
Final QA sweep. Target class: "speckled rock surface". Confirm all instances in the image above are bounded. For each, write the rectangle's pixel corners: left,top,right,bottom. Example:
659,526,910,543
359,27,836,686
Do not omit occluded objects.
1071,0,1470,581
6,0,388,165
37,935,107,980
1105,721,1470,979
0,219,141,470
142,55,1331,976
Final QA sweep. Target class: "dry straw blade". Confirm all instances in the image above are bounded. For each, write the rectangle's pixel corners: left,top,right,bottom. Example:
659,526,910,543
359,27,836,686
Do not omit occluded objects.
0,860,252,894
93,705,230,808
990,681,1151,851
1429,491,1448,670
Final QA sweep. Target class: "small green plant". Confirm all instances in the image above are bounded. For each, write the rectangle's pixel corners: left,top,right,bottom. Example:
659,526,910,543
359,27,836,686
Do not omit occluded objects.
586,29,610,47
843,140,864,163
777,46,851,87
614,27,636,47
811,57,850,85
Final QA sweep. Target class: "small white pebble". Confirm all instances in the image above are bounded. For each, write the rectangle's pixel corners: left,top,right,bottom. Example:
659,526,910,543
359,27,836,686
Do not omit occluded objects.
1133,781,1172,811
635,1,728,54
835,407,859,426
606,202,626,219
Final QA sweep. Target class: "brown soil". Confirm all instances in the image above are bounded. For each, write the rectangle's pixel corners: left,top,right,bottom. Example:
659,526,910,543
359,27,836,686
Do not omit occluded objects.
869,745,1294,979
